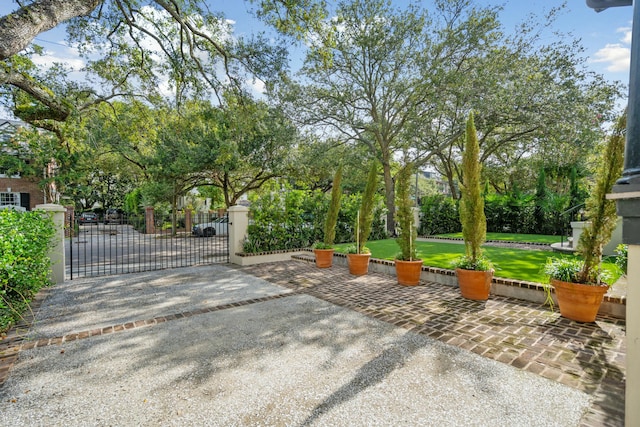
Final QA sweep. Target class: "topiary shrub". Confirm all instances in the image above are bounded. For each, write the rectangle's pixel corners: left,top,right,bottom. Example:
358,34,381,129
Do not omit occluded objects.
355,161,379,254
395,162,418,261
455,112,492,271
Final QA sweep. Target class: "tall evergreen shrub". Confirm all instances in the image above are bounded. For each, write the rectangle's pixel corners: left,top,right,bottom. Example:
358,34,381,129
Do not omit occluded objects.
576,113,625,284
395,163,417,260
322,165,343,247
355,161,379,253
458,112,489,269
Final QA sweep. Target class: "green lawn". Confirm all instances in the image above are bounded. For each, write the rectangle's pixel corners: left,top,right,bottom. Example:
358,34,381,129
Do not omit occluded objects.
434,232,562,244
335,239,619,284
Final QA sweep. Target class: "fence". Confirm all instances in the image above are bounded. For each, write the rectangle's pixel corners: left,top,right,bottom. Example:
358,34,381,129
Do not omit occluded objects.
66,208,229,279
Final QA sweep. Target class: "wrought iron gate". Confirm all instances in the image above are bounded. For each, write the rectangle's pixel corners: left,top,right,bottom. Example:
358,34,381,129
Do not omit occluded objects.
66,211,229,279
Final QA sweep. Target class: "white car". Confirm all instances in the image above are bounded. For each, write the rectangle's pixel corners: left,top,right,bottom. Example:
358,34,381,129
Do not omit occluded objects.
192,217,228,237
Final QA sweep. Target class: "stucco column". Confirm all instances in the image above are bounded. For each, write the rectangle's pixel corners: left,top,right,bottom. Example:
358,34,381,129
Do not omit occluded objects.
36,203,66,284
228,205,249,265
570,221,588,249
609,191,640,426
627,245,640,425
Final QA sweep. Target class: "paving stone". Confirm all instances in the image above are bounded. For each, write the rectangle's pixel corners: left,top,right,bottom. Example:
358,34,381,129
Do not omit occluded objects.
236,260,626,426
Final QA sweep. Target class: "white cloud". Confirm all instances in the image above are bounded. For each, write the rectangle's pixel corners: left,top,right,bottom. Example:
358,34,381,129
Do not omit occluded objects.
619,26,632,45
248,78,266,95
31,50,85,71
591,25,631,73
592,44,630,72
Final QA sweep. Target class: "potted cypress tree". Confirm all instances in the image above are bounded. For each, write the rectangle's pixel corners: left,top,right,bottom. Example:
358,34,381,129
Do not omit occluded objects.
346,161,378,275
543,113,625,322
453,112,494,300
314,166,343,268
394,162,423,286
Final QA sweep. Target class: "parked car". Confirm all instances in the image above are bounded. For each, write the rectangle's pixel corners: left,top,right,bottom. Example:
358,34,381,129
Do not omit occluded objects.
104,208,124,224
78,212,99,225
192,217,228,237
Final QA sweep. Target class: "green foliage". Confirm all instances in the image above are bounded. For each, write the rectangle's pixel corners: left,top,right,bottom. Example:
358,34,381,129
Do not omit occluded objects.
534,167,547,231
124,188,143,215
356,161,379,254
0,210,55,333
543,257,586,283
436,232,561,245
451,255,493,272
615,244,628,274
419,195,460,235
323,166,343,247
483,192,568,235
313,242,333,250
395,163,418,261
243,185,323,253
459,112,487,266
569,166,585,210
344,244,370,255
576,113,626,284
242,182,387,254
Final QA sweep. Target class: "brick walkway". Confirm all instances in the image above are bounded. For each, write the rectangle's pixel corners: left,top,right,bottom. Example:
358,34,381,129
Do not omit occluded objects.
234,259,626,427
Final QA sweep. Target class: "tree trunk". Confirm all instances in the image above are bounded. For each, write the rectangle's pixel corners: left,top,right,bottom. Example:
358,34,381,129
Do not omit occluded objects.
382,160,395,236
0,0,102,60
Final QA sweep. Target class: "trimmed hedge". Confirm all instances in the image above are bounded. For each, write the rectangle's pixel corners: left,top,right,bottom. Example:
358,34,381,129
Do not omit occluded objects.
419,192,572,237
0,209,55,333
242,188,387,253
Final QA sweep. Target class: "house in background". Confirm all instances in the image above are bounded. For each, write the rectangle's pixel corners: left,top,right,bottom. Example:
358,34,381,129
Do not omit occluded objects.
0,118,54,210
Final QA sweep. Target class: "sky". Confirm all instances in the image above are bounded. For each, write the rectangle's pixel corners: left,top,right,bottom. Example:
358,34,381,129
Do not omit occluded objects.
0,0,635,112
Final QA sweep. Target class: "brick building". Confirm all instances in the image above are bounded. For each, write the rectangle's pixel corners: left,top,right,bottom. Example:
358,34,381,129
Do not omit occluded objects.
0,119,50,210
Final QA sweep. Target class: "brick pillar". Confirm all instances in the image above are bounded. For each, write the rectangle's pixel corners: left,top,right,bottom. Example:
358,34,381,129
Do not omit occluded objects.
185,209,192,234
145,206,155,234
64,205,75,237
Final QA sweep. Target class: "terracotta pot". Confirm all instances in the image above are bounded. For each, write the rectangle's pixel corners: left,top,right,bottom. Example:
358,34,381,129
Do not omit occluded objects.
455,268,494,301
347,253,371,276
313,248,334,268
395,259,423,286
551,278,609,323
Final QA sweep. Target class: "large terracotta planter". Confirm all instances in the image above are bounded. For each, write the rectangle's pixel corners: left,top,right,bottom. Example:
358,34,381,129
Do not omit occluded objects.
347,253,371,276
313,248,334,268
455,268,494,301
551,279,609,323
395,259,423,286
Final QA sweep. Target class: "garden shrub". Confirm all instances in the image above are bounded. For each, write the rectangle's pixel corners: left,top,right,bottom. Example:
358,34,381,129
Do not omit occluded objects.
615,244,628,274
421,191,572,237
0,209,55,333
419,195,460,235
242,186,387,253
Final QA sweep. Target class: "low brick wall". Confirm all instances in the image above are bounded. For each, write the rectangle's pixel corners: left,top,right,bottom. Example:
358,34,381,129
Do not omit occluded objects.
234,249,625,319
234,250,308,266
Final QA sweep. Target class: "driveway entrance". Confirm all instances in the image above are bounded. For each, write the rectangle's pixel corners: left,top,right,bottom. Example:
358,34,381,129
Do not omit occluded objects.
66,212,228,279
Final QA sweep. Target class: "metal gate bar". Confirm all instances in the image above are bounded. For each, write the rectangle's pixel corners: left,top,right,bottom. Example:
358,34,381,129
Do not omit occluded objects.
67,212,229,279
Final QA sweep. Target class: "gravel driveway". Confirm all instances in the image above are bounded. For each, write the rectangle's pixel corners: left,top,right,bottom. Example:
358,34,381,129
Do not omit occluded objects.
0,265,591,426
